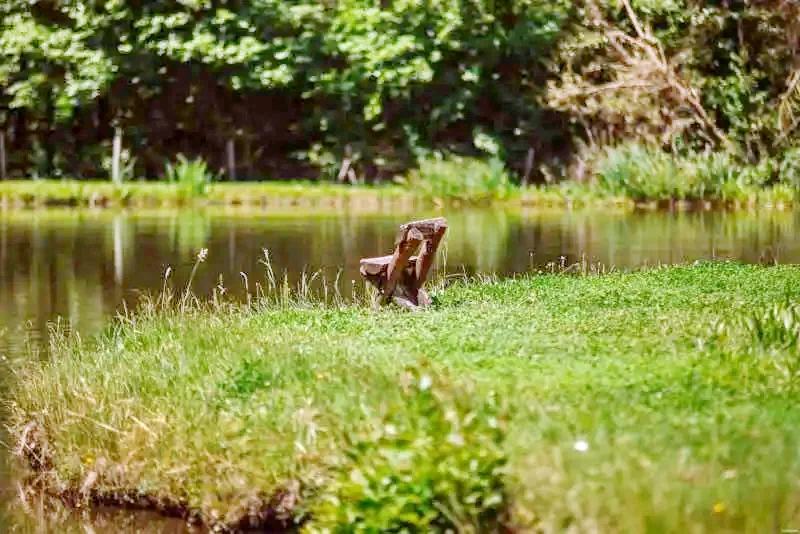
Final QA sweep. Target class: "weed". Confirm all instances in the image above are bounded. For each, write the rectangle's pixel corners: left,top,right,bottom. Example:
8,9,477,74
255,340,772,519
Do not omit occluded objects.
163,154,216,199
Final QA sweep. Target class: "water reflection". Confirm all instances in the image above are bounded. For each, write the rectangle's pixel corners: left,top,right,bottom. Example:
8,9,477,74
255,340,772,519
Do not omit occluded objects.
2,489,205,533
1,206,800,532
1,208,799,349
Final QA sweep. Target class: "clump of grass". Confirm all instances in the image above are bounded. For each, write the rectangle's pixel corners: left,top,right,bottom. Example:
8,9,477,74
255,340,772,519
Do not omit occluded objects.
705,299,800,392
399,155,514,204
593,143,683,200
303,365,508,533
712,299,800,352
163,154,216,199
591,142,788,202
0,179,418,209
740,301,800,352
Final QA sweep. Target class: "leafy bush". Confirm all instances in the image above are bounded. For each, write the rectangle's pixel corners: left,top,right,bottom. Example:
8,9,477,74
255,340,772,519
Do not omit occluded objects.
547,0,800,160
0,0,571,181
163,154,215,198
400,155,513,204
304,366,509,533
778,148,800,190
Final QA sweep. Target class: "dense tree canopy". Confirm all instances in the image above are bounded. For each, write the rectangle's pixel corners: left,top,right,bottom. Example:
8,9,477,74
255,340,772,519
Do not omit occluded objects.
0,0,798,181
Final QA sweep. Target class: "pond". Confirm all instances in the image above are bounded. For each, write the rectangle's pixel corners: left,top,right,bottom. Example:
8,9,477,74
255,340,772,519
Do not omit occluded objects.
1,205,799,532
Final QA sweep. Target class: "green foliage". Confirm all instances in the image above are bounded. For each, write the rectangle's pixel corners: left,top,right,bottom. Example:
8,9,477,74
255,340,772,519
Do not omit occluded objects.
547,0,800,159
0,0,571,181
3,0,800,193
778,148,800,190
593,143,681,200
219,359,276,398
304,366,508,533
400,155,513,204
592,143,779,201
717,301,800,354
163,154,215,198
0,11,113,116
692,151,775,200
705,299,800,393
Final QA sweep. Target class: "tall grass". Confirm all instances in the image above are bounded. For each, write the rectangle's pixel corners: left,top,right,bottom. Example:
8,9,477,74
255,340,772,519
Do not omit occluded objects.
591,142,798,202
160,247,434,313
398,155,514,204
162,154,216,199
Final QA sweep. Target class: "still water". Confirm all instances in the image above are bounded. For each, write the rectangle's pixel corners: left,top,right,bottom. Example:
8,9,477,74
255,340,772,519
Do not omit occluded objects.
1,206,799,532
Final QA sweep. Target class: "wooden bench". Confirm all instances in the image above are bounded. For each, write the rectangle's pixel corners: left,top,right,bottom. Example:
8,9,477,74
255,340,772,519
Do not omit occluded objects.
360,217,448,309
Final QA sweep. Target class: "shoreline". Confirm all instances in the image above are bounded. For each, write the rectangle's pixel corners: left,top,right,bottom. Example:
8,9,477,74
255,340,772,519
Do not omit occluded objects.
0,180,795,211
12,461,296,533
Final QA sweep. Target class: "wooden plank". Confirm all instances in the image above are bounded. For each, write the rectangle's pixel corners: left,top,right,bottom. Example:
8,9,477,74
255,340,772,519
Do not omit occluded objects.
384,227,422,297
359,217,448,309
360,255,393,276
360,255,420,276
398,217,448,241
415,225,446,284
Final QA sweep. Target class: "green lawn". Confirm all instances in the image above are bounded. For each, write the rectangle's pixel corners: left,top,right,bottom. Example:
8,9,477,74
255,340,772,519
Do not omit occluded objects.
9,262,800,532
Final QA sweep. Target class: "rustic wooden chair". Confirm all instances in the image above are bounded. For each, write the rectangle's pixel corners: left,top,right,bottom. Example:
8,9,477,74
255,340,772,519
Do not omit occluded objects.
359,217,448,309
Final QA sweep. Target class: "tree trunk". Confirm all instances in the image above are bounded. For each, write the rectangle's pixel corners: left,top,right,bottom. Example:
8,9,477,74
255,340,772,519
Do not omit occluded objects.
43,85,55,178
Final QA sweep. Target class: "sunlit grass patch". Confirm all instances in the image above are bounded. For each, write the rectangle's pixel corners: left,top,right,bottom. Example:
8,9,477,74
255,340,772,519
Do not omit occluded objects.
8,261,800,532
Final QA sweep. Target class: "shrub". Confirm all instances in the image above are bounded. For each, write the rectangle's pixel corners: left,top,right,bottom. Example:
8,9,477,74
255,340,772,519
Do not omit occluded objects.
304,366,509,533
778,148,800,190
400,155,513,204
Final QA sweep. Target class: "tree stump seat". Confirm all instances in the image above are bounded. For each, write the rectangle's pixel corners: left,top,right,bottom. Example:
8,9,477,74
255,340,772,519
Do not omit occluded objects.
359,217,448,309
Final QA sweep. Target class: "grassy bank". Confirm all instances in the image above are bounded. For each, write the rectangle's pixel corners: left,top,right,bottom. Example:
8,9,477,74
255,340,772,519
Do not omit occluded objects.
9,262,800,532
2,148,800,210
0,180,419,210
0,179,797,211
